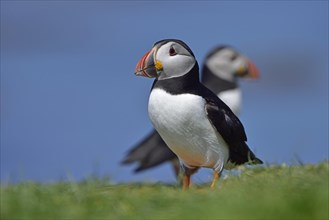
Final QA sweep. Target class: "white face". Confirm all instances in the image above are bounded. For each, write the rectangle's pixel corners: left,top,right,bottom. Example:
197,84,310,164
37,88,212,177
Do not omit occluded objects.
155,42,196,80
205,48,247,82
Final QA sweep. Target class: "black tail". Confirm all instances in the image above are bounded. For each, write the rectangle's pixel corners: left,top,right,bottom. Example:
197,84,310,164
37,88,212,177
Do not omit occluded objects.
228,142,263,166
121,130,177,172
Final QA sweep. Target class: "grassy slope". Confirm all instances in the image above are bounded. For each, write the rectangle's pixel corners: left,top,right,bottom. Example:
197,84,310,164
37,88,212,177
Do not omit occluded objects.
1,162,328,220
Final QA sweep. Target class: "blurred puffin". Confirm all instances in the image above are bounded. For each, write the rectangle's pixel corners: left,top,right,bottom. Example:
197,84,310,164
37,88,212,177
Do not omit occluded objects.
122,43,260,180
129,39,262,189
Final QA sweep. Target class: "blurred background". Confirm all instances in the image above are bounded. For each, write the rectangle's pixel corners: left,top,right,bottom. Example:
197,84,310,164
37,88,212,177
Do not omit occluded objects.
1,1,328,184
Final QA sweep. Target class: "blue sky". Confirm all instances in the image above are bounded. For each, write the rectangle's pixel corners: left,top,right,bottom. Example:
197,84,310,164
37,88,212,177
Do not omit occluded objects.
1,1,328,183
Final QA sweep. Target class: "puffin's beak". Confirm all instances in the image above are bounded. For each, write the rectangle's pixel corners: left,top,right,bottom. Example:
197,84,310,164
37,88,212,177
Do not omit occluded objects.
236,58,260,79
134,48,158,78
245,59,260,79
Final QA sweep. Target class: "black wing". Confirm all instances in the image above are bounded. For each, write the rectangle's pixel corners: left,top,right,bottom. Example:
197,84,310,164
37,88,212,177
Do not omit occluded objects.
202,86,262,165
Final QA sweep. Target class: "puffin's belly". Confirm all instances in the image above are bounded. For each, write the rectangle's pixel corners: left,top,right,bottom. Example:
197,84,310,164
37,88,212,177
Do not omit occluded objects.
148,88,229,170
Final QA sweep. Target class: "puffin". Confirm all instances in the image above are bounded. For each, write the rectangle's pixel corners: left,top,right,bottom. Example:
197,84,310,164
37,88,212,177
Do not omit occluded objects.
122,45,259,178
133,39,262,189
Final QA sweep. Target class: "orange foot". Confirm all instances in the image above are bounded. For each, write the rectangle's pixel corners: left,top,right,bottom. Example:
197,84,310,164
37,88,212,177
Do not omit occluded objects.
210,172,221,189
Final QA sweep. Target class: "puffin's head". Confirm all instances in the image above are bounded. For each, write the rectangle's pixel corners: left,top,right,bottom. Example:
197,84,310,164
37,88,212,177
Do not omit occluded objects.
204,46,259,81
135,39,196,80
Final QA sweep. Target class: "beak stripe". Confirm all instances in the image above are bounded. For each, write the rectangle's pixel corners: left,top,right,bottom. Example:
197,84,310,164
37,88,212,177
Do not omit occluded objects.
135,50,152,77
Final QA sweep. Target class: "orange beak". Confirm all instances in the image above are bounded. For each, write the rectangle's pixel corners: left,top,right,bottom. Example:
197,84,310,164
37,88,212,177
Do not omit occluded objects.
134,48,158,78
245,59,260,79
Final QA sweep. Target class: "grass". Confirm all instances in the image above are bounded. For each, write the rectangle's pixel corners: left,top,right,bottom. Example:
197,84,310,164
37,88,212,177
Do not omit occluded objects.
1,162,328,220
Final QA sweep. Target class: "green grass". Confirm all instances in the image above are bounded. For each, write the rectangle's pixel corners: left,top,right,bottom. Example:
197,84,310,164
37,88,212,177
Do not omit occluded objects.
1,162,328,219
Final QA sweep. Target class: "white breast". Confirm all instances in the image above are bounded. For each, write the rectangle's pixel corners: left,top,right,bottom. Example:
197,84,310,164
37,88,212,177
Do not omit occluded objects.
218,88,241,116
148,88,229,172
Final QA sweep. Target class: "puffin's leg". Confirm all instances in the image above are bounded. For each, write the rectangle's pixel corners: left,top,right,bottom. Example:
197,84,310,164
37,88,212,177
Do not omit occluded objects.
172,159,183,187
182,173,191,190
171,158,180,178
210,171,221,189
181,164,199,190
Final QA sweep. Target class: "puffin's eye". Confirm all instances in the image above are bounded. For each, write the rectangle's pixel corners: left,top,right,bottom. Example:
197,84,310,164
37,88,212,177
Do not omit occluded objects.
230,53,238,61
169,47,177,56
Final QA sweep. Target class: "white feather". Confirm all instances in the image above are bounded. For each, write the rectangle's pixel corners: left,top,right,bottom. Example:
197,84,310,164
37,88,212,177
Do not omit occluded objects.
155,42,195,80
148,88,229,172
218,88,242,116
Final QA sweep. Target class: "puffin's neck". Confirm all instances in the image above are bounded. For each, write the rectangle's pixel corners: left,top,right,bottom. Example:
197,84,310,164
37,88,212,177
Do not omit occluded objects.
151,63,201,95
201,65,238,95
